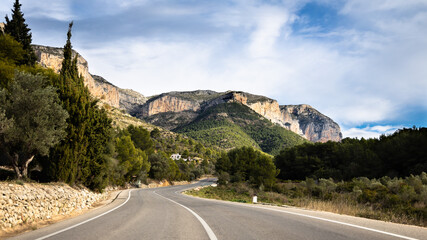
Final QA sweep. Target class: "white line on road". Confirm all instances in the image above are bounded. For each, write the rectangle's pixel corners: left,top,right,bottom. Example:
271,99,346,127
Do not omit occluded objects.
181,193,418,240
154,191,218,240
36,189,134,240
251,205,419,240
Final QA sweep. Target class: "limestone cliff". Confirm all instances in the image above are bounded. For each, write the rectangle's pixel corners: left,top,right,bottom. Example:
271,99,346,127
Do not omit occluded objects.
280,105,342,142
137,90,342,142
32,45,146,111
119,88,147,114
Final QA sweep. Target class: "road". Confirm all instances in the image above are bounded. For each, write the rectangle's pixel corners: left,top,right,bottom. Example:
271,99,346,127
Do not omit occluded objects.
10,178,427,240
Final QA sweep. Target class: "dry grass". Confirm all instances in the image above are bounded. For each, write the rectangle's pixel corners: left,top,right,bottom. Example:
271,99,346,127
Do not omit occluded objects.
189,185,426,227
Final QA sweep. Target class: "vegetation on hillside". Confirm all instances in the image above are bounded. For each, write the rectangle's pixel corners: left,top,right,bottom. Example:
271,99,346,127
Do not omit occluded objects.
176,103,307,155
275,127,427,181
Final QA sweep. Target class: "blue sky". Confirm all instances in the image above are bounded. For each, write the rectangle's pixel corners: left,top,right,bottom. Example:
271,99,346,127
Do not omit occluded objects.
1,0,426,139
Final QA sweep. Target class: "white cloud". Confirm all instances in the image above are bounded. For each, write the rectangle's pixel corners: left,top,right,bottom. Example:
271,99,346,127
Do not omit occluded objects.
342,125,403,139
21,0,73,21
248,7,291,58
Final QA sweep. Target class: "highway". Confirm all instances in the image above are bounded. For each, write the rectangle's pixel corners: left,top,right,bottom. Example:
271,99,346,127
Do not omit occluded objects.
10,178,427,240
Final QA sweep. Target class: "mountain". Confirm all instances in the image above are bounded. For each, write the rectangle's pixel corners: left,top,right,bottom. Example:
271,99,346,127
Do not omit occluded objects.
134,91,342,143
33,45,342,153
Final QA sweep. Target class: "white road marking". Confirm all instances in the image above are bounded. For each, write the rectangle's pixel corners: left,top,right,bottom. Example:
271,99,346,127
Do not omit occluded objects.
154,191,218,240
181,192,418,240
36,189,134,240
251,205,419,240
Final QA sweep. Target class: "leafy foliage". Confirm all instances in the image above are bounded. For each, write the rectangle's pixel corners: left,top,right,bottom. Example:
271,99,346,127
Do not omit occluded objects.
0,71,68,179
216,146,278,189
275,127,427,181
115,135,150,184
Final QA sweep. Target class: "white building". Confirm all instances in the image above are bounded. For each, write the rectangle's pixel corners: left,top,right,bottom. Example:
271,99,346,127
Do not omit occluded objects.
170,153,181,160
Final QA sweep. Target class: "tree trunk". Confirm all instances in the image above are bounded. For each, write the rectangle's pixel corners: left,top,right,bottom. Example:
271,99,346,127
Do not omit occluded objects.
21,155,34,178
10,153,23,179
10,153,34,179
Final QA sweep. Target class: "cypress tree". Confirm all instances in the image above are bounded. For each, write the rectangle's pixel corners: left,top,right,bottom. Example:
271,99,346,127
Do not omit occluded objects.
4,0,36,66
42,22,113,191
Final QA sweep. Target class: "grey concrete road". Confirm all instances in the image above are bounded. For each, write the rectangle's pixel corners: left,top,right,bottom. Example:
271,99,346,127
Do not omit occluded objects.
10,178,427,240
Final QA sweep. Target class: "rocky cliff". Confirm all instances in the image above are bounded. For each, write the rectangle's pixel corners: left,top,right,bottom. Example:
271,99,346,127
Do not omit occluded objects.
137,91,342,142
32,45,146,111
280,105,342,142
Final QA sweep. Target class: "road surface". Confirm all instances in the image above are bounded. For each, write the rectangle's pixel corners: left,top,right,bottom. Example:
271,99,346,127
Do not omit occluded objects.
10,178,427,240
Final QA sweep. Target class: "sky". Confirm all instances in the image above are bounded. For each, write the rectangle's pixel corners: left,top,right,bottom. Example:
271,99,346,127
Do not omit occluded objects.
1,0,426,139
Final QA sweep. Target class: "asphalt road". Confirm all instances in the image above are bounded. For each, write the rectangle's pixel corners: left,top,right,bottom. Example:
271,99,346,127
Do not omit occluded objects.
10,178,427,240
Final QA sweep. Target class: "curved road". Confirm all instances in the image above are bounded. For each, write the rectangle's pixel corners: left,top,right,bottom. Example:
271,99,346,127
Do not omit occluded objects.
10,179,427,240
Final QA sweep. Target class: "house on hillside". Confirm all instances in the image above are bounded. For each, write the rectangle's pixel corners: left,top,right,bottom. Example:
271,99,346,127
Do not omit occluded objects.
170,153,181,160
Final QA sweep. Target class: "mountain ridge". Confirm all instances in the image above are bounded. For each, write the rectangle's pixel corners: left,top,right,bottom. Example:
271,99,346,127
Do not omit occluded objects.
33,44,342,143
135,90,342,142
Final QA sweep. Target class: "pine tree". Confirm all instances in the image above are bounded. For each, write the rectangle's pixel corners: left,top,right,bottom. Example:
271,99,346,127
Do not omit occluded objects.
4,0,36,65
42,22,113,191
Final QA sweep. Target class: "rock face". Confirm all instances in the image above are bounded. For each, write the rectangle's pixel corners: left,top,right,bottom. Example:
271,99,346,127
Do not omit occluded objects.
119,88,147,114
137,90,342,142
0,22,4,33
32,45,146,111
140,94,201,117
280,105,342,142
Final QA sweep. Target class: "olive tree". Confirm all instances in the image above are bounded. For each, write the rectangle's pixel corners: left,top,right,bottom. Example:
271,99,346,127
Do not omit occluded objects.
0,71,68,179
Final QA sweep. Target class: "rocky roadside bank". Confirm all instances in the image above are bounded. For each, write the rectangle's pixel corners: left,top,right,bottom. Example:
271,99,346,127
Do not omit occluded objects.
0,182,113,237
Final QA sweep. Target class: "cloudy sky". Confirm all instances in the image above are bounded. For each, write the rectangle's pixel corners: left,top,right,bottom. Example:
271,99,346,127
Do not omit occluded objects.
1,0,426,139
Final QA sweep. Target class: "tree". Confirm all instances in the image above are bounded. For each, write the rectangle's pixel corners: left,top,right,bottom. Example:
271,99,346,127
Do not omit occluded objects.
182,149,190,159
4,0,36,65
41,22,113,191
150,128,160,139
148,152,171,180
115,135,150,183
0,71,68,179
215,147,277,188
127,125,154,154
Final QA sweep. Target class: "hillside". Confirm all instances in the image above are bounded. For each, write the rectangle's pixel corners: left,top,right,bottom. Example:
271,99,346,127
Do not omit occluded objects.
175,102,308,155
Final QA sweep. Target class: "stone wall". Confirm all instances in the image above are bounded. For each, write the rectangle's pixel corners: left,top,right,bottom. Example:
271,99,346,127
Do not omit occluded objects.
0,182,108,231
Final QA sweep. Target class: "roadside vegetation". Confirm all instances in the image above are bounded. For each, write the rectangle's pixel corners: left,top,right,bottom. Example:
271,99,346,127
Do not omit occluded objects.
188,173,427,226
189,127,427,226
